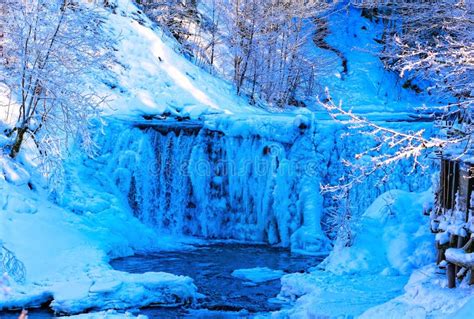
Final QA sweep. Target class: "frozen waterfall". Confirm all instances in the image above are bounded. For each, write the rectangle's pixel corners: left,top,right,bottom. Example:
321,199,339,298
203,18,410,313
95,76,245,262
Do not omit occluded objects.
98,117,431,254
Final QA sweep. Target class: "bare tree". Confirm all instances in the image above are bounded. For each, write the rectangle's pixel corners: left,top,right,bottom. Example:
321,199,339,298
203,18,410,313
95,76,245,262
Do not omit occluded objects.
319,88,452,194
0,244,26,284
0,0,112,184
217,0,334,106
352,0,473,128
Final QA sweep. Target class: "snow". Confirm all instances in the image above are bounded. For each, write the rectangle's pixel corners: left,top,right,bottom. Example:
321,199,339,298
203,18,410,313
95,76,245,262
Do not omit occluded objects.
50,271,196,314
275,271,408,318
358,264,474,318
436,231,451,245
95,1,438,123
231,267,284,283
269,189,436,317
276,188,474,318
0,158,30,186
60,310,147,319
100,0,262,120
449,298,474,319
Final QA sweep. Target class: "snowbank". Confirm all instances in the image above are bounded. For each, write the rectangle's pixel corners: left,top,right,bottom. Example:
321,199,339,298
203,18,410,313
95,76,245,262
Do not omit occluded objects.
322,189,435,275
275,271,407,318
50,271,196,314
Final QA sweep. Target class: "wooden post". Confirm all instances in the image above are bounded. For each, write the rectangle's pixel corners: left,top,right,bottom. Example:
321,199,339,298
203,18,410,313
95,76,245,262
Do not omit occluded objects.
450,234,458,272
436,240,446,265
458,235,466,248
450,234,458,247
455,235,465,274
447,262,456,288
437,248,446,265
470,269,474,286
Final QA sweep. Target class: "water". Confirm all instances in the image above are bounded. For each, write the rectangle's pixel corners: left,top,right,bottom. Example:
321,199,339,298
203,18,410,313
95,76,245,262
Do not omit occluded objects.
0,308,52,319
112,243,323,318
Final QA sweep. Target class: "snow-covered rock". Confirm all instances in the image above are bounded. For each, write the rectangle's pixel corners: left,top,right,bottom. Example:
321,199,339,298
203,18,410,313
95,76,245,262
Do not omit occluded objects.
50,271,196,314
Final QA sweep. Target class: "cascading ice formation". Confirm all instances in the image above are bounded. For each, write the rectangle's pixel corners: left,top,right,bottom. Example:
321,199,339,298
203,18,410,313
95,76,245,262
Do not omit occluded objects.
100,118,431,254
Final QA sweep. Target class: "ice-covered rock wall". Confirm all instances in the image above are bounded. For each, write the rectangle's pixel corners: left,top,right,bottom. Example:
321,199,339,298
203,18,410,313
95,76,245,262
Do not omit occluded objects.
98,118,432,253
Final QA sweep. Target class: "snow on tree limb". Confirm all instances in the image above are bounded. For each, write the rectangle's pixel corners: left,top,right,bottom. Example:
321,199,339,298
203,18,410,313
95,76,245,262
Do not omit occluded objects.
319,88,451,194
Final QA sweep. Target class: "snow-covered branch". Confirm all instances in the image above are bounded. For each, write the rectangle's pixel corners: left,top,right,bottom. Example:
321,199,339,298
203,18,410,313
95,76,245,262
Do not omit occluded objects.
1,244,26,285
319,88,452,194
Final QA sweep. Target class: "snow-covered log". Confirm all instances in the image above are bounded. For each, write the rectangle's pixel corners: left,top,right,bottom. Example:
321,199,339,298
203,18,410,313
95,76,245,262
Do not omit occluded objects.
445,248,474,268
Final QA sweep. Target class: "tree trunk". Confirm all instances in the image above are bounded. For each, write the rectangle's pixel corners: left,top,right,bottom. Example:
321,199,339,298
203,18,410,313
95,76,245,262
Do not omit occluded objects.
9,126,28,158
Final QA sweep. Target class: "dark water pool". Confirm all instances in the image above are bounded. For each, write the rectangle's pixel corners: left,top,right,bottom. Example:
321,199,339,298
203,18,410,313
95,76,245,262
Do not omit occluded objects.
0,243,323,318
111,243,323,317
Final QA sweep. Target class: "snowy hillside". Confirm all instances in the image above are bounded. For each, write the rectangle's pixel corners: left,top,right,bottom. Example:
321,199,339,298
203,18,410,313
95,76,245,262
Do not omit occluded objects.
99,1,436,121
99,0,262,119
311,6,436,114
